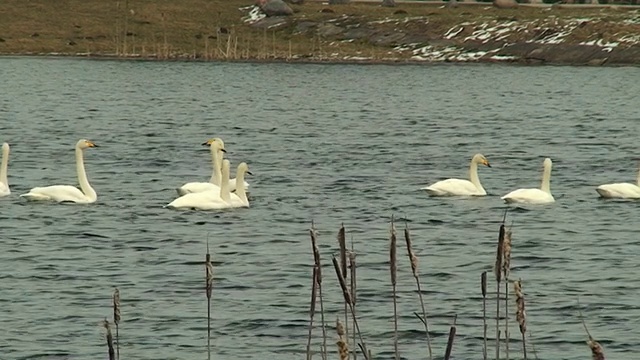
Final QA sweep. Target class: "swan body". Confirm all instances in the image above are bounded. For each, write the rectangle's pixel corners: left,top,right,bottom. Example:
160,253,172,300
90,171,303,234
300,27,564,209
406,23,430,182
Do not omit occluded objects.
502,158,555,205
0,142,10,197
226,162,252,208
422,153,491,196
20,139,99,204
166,159,234,210
176,138,225,196
596,164,640,199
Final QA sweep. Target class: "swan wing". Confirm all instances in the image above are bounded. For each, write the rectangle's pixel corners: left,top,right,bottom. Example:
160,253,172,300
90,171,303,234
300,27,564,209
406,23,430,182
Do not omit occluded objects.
596,183,640,199
0,182,9,196
501,188,554,204
20,185,92,203
422,178,483,196
176,182,221,196
166,191,229,210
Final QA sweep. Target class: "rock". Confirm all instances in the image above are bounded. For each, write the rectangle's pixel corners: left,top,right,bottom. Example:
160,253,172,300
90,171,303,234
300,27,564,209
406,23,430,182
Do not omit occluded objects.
447,0,459,8
342,27,376,41
320,8,335,13
251,17,289,29
393,9,408,15
295,21,317,33
260,0,293,17
287,0,304,4
369,32,406,47
493,0,518,8
606,45,640,65
382,0,396,7
317,23,344,38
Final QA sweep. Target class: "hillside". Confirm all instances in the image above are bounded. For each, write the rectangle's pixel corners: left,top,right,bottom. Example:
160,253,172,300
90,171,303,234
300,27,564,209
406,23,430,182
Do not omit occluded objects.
1,0,639,65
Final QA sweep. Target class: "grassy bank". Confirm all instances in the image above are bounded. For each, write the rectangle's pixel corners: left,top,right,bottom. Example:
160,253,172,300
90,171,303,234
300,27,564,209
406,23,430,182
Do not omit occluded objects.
1,0,639,63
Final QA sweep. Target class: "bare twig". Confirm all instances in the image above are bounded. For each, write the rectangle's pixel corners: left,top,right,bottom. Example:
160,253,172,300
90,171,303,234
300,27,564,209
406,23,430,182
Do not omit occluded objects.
103,319,115,360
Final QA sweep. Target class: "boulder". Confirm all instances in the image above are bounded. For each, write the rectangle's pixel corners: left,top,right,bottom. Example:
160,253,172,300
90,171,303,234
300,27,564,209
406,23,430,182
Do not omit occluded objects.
287,0,305,4
493,0,518,8
317,23,344,38
260,0,293,17
382,0,396,7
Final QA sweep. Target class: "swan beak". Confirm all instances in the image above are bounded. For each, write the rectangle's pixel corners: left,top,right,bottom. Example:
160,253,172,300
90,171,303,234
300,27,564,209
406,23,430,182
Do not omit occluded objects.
483,160,491,168
246,171,253,176
88,141,98,148
220,148,227,153
201,141,210,146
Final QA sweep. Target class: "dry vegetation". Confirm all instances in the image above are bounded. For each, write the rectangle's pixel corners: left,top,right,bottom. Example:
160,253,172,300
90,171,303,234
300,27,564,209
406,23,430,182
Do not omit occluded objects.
1,0,639,62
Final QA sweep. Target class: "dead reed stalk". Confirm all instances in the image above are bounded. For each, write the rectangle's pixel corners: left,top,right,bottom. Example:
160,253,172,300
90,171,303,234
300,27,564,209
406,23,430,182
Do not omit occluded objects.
481,271,488,360
306,266,318,360
443,315,458,360
349,239,357,360
338,223,349,358
103,318,115,360
390,219,399,360
112,288,121,360
331,256,369,359
514,279,527,360
404,224,433,360
205,241,214,360
578,301,605,360
310,225,328,360
336,318,349,360
502,227,513,360
495,222,506,360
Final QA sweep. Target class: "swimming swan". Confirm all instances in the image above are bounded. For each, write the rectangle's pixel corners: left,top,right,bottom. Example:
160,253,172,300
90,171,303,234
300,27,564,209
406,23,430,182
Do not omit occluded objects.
219,149,251,192
595,162,640,199
0,143,10,197
422,153,491,196
165,159,235,210
175,138,225,196
501,157,555,205
226,162,252,208
20,139,99,204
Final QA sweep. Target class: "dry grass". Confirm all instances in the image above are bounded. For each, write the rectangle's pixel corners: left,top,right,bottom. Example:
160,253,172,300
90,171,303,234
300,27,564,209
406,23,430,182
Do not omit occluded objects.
1,0,637,60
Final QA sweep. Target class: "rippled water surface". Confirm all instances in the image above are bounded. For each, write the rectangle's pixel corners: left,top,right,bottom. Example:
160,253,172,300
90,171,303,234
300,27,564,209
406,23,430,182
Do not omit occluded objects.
1,58,639,360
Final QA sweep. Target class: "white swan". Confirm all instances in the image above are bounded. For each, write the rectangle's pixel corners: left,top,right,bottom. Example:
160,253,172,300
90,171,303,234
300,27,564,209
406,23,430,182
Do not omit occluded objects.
20,139,99,204
226,162,252,208
0,142,10,197
501,158,555,205
165,159,234,210
422,153,491,196
175,138,225,196
595,162,640,199
216,147,251,192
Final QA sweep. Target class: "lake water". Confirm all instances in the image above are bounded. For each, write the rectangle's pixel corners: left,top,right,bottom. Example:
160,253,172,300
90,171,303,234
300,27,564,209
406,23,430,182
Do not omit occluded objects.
0,57,638,360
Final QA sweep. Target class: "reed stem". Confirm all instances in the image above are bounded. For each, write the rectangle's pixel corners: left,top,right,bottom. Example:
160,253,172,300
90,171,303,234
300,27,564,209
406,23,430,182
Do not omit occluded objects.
349,237,357,360
514,279,527,360
481,271,488,360
112,288,121,360
310,225,327,360
502,227,512,360
205,241,214,360
306,266,319,360
495,222,506,360
578,299,605,360
404,224,433,360
338,223,349,359
104,319,115,360
443,315,457,360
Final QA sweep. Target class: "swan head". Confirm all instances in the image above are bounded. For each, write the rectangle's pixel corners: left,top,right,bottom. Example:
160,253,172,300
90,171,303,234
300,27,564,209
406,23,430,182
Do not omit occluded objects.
202,138,226,153
543,158,552,168
2,143,9,152
238,162,253,176
473,153,491,168
77,139,98,149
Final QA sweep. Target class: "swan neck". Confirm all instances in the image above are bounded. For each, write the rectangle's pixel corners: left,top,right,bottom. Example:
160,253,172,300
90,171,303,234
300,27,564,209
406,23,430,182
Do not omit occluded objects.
541,162,552,193
76,146,96,201
220,164,230,202
469,160,484,191
637,164,640,186
0,145,8,186
235,168,248,204
209,147,222,186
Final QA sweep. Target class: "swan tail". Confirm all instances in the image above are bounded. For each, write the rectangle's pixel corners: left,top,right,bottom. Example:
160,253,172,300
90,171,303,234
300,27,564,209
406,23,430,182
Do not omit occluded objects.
176,187,189,196
20,192,51,201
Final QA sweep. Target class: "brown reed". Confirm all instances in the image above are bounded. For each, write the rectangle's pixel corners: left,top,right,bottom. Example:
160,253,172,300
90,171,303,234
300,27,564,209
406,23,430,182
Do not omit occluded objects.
502,227,513,360
331,256,369,359
338,223,349,357
389,219,399,360
514,279,527,359
443,314,458,360
310,225,328,360
578,301,605,360
349,239,357,360
112,288,121,360
103,318,116,360
306,266,319,360
205,241,214,360
336,318,349,360
481,271,488,360
494,222,506,360
403,224,433,360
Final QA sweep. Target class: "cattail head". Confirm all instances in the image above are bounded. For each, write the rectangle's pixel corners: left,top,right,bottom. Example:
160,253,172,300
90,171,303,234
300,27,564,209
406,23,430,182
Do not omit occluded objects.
103,318,115,360
588,338,605,360
404,226,419,277
332,256,353,306
514,279,527,334
494,224,505,283
481,271,487,298
336,318,349,360
338,223,347,279
390,219,397,286
310,227,322,285
205,242,214,300
502,229,513,280
349,248,357,305
113,288,121,326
